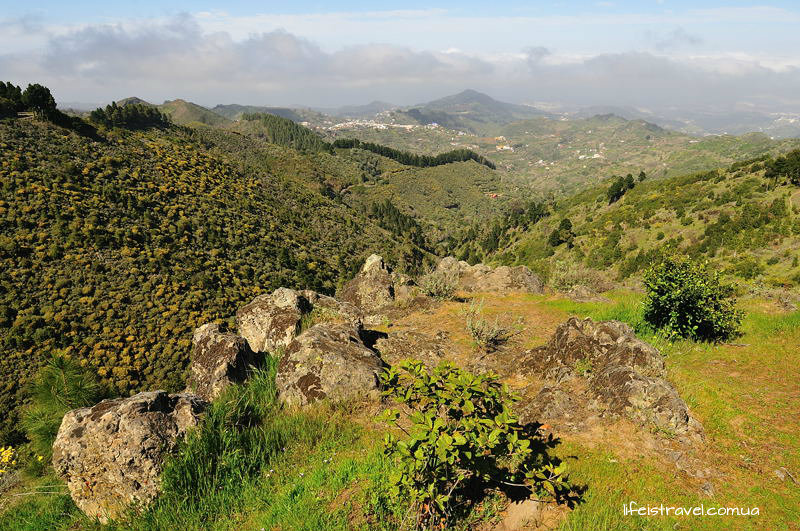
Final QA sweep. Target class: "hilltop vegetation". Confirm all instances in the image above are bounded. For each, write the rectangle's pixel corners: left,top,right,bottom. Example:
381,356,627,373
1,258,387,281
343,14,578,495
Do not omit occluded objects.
157,100,231,127
238,112,334,153
0,117,432,443
472,150,800,288
89,102,170,129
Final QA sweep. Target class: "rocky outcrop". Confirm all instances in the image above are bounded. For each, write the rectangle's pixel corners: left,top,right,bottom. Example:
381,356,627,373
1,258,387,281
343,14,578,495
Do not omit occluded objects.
276,323,386,406
339,254,395,314
373,330,448,369
186,323,257,401
52,391,206,523
436,256,544,294
236,287,362,353
519,318,702,437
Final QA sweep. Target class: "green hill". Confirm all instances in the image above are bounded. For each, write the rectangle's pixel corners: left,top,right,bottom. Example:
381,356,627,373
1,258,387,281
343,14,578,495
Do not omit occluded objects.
158,99,231,126
343,157,512,244
477,152,800,287
211,104,331,125
0,117,430,442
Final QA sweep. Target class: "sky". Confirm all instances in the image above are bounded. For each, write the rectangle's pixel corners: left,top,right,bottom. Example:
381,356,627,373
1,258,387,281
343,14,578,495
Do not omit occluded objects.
1,1,800,112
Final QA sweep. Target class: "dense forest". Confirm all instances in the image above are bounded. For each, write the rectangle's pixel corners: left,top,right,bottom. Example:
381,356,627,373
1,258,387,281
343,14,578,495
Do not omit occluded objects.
89,102,171,129
332,138,497,169
240,112,333,152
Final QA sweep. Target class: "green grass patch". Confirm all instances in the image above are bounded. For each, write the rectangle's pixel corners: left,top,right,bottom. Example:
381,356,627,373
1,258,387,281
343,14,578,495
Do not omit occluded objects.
0,357,399,531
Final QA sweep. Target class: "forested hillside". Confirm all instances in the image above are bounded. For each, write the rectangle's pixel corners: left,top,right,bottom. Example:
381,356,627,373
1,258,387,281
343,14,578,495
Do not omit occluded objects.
0,118,429,442
472,151,800,287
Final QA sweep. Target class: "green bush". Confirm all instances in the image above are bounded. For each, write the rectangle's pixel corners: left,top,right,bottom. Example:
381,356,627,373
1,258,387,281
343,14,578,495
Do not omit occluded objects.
20,355,104,461
378,361,570,530
643,257,743,342
418,269,458,301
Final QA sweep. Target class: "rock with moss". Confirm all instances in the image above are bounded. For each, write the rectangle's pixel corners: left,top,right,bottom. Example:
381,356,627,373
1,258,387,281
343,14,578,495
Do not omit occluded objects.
519,317,702,437
276,323,385,406
339,254,395,314
236,288,362,354
186,323,257,401
52,391,207,523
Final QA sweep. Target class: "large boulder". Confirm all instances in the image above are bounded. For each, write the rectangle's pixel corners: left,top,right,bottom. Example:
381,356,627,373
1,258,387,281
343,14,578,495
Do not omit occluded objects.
186,323,257,401
339,254,395,314
519,317,701,437
236,287,362,353
276,323,386,406
436,257,544,294
52,391,206,522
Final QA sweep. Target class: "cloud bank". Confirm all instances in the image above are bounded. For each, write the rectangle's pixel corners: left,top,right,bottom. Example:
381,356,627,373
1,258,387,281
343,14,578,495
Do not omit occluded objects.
1,13,799,112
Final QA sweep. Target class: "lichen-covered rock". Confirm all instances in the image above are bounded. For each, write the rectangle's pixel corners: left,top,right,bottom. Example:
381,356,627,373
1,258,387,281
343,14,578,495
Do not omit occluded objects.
186,323,257,401
276,323,386,406
52,391,206,523
339,254,395,313
519,317,701,436
435,256,544,294
373,330,446,369
236,288,362,353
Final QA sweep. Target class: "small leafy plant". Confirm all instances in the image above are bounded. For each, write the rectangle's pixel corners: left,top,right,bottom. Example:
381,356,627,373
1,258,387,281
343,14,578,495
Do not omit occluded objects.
643,257,743,342
378,361,570,530
461,299,522,352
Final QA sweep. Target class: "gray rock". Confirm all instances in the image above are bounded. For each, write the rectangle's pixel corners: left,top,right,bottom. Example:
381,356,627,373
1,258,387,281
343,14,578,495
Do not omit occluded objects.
519,317,702,436
435,256,544,294
339,254,395,314
236,288,362,353
186,323,257,401
52,391,206,523
276,323,386,406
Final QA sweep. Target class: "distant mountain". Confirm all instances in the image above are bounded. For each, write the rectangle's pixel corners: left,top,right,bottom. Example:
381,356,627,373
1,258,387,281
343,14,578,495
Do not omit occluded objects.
117,96,153,107
394,89,552,134
158,99,231,126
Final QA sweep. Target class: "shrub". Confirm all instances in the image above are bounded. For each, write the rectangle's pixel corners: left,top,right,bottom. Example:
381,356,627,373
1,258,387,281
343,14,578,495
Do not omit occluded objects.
550,259,611,292
378,361,570,530
643,257,743,342
418,269,457,301
461,299,522,352
20,355,104,461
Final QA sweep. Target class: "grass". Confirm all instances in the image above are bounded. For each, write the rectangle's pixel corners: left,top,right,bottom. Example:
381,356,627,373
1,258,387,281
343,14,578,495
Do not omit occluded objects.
3,291,799,530
0,357,399,531
537,290,800,530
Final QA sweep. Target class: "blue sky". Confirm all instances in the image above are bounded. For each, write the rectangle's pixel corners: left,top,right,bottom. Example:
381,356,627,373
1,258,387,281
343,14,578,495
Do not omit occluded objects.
1,2,799,110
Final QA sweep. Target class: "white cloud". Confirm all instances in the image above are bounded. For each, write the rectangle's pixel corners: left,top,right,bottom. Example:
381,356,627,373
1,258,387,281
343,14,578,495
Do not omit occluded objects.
0,12,798,113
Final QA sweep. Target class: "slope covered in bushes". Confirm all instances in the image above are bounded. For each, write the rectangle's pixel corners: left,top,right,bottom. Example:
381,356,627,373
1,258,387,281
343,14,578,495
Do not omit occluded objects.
0,118,425,442
471,152,800,287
